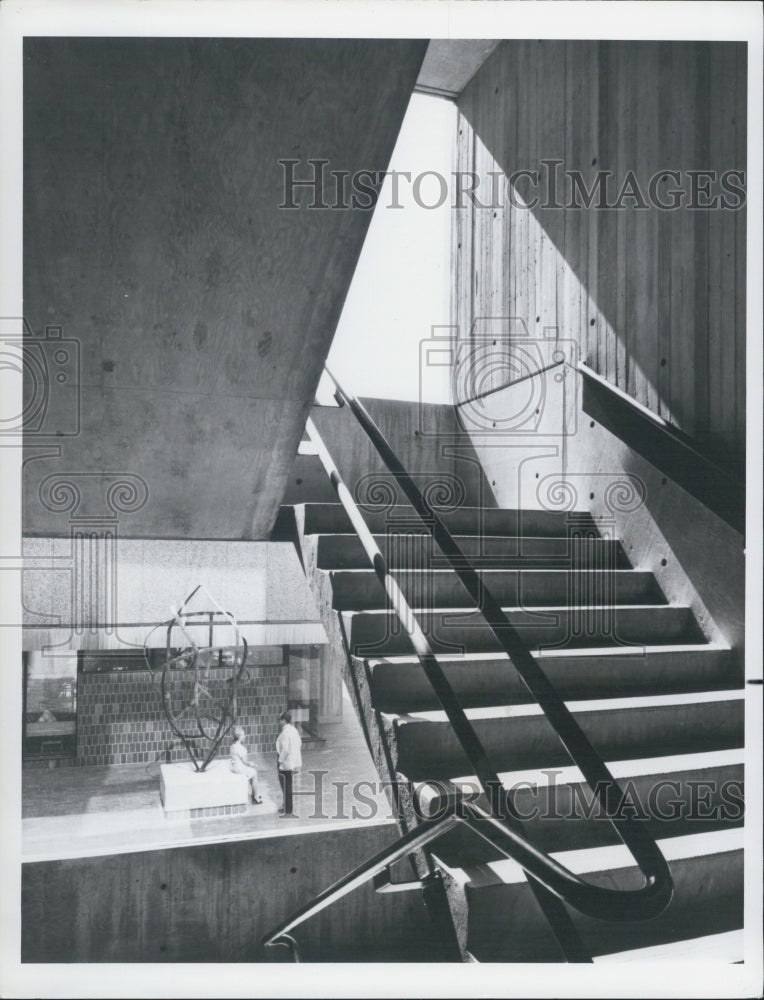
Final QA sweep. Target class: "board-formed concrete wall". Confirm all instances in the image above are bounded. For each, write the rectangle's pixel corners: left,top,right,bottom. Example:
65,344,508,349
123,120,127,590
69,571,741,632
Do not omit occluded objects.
453,40,746,471
22,822,441,962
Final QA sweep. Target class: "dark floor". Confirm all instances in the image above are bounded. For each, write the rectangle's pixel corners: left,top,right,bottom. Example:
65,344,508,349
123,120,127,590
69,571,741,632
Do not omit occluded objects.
22,685,396,861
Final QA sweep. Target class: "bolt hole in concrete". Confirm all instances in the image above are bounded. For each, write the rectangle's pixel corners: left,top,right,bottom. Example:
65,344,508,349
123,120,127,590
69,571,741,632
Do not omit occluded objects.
290,867,297,874
661,558,668,566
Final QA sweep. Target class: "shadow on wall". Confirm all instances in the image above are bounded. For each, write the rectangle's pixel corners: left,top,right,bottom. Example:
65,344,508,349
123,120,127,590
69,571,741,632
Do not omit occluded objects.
456,39,746,471
282,397,497,511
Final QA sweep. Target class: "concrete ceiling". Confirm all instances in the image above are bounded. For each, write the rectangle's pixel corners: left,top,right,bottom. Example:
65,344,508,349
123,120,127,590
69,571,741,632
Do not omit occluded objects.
415,39,501,99
23,37,426,540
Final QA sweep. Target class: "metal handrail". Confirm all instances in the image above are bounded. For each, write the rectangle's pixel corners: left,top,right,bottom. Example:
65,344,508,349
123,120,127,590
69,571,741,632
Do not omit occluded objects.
263,814,459,949
261,786,669,953
262,368,674,958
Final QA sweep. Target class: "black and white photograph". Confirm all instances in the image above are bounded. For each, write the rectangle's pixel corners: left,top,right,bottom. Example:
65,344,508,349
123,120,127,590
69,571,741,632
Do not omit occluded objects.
1,1,762,997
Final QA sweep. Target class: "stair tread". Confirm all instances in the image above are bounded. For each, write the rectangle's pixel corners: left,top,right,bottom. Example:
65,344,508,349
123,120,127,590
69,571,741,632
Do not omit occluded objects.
435,827,744,890
366,642,728,665
302,502,596,518
333,568,666,609
319,532,632,569
302,504,601,541
593,928,743,963
346,601,687,611
303,503,581,512
411,747,744,794
321,532,613,540
335,567,647,573
383,688,743,725
344,602,691,615
365,645,740,713
344,603,705,654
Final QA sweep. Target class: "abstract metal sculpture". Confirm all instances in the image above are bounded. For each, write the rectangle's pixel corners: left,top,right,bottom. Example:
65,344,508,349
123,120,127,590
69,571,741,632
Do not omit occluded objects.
143,584,249,771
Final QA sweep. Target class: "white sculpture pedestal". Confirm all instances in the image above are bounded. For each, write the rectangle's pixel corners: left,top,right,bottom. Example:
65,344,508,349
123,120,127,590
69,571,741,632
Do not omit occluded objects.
159,759,249,820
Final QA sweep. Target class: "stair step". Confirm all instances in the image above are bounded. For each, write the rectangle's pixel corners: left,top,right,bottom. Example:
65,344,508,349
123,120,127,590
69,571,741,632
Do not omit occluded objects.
410,749,744,857
593,928,744,963
434,828,744,962
342,604,705,657
317,533,630,570
332,568,664,611
301,502,599,537
382,690,744,779
363,644,740,712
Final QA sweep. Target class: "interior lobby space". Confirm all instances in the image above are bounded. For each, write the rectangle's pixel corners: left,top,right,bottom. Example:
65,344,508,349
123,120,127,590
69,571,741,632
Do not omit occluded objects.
22,684,394,864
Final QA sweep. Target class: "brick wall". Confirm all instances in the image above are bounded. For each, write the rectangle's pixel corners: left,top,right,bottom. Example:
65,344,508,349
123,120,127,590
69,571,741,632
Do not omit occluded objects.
76,648,288,766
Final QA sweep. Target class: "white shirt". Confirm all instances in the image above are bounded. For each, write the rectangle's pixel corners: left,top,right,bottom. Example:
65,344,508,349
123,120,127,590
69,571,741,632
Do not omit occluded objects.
276,723,302,771
230,740,255,775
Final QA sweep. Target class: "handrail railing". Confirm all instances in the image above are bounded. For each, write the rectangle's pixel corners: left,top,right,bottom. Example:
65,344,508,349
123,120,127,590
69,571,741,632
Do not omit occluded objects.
263,814,459,951
263,367,674,959
579,361,744,533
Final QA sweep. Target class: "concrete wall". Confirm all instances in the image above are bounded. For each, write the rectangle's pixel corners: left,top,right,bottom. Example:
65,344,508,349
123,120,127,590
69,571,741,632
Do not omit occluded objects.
569,370,744,657
283,398,494,510
23,37,426,540
22,823,440,962
454,40,746,471
21,537,324,651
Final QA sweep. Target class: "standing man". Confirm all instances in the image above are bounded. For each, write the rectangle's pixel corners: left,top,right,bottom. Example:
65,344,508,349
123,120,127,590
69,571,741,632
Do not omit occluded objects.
276,710,302,818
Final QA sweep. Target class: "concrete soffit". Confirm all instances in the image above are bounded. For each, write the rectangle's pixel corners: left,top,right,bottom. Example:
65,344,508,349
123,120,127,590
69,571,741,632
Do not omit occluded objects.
415,39,502,100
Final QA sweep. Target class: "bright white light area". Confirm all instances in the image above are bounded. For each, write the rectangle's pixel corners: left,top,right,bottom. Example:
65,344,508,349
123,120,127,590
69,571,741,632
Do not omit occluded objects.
318,93,456,405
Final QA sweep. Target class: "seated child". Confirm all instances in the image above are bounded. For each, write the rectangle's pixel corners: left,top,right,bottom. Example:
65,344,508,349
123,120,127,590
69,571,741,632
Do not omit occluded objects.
230,726,262,804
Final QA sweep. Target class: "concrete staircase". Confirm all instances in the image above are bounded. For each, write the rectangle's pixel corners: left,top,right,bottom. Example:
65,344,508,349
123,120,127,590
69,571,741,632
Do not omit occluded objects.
288,497,744,962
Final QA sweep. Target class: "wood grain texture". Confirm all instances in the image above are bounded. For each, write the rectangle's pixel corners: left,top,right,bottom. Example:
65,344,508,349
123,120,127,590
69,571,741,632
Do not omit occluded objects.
454,40,746,471
24,38,427,539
